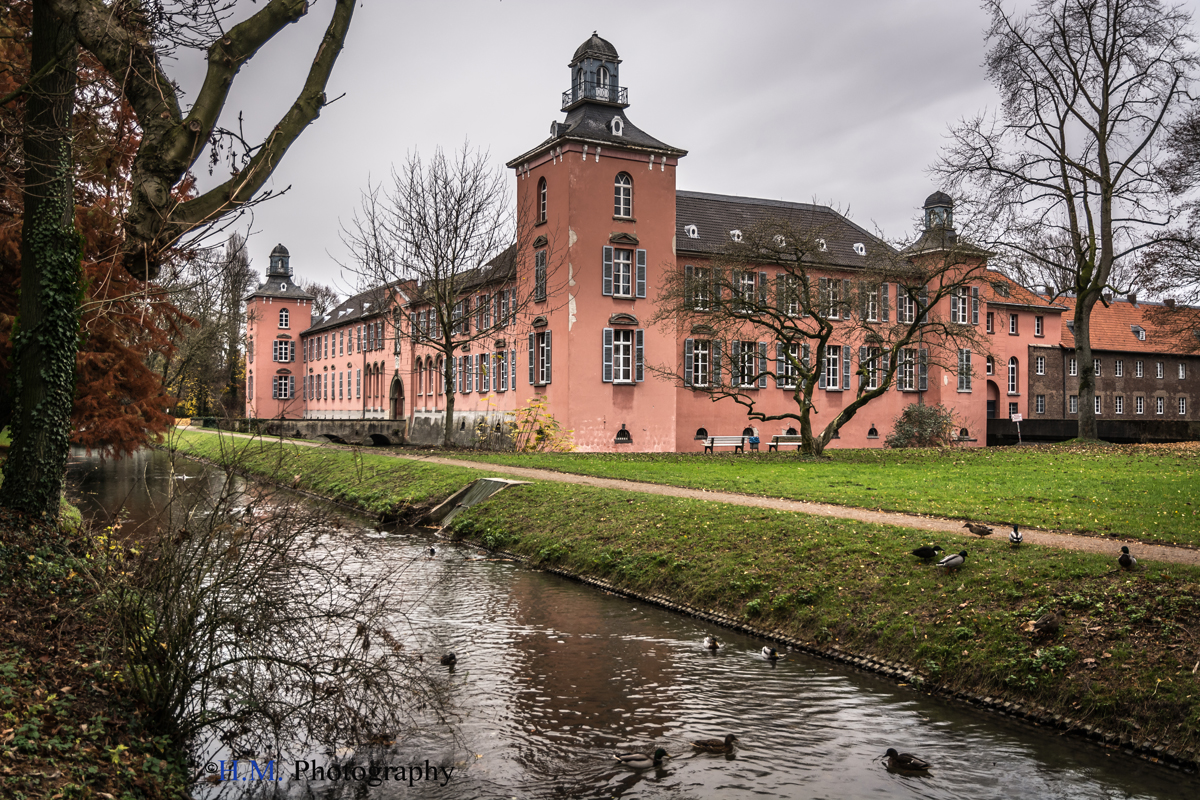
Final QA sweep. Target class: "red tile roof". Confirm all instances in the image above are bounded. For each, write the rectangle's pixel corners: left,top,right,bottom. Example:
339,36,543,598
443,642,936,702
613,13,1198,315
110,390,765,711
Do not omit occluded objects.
1056,295,1193,354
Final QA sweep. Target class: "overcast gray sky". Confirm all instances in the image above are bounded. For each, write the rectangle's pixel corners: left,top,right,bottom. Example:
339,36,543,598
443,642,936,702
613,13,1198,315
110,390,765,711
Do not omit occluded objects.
185,0,1198,295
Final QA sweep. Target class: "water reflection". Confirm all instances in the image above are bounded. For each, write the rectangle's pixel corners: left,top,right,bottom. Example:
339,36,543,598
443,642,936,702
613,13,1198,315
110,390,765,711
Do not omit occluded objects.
66,449,1197,799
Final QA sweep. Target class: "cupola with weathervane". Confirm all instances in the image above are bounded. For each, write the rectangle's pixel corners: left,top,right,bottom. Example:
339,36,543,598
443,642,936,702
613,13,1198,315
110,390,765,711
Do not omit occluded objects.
267,242,292,278
563,32,627,111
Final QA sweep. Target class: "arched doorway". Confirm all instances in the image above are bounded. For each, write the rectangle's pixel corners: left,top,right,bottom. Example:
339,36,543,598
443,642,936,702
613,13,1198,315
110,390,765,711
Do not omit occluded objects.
986,380,1000,419
390,375,404,420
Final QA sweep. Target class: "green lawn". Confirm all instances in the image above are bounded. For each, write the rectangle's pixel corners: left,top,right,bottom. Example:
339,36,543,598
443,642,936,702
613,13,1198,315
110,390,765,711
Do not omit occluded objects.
442,443,1200,546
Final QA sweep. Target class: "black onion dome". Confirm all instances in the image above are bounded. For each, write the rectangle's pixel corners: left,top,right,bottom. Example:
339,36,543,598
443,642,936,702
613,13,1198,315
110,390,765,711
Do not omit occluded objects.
270,242,290,257
572,32,619,63
923,191,953,208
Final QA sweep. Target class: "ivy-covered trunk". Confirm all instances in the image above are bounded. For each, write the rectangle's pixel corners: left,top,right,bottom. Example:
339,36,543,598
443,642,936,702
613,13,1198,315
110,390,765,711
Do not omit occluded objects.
0,3,82,521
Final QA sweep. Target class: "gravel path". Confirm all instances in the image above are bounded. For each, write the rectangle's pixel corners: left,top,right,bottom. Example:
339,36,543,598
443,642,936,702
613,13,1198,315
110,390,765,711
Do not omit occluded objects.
186,429,1200,568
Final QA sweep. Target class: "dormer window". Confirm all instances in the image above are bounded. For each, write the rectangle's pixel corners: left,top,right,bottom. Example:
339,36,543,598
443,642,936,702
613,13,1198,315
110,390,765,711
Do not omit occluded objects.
1132,325,1146,341
774,235,786,247
816,238,827,252
853,243,866,256
684,224,698,239
610,116,623,136
730,230,742,242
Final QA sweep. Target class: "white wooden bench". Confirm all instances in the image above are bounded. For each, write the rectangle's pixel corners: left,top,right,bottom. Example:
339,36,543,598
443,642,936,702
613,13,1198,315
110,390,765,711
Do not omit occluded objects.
768,434,805,452
703,435,746,454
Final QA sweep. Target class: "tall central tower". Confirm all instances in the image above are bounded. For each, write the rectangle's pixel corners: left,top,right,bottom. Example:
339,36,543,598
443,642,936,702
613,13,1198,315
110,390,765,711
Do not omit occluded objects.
506,33,686,451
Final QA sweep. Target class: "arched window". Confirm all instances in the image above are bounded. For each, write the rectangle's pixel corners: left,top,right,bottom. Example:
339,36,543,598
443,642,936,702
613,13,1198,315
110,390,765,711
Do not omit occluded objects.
434,357,443,394
614,424,632,444
1008,357,1019,395
959,427,970,438
278,308,289,329
694,427,708,440
416,361,423,396
786,427,798,436
614,172,632,217
538,177,547,223
597,65,610,100
742,427,755,437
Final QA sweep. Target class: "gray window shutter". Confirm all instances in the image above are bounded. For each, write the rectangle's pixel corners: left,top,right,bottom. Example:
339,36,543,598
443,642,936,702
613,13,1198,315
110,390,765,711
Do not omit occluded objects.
467,355,474,393
881,283,890,322
635,329,644,382
289,376,294,398
919,348,929,391
802,342,810,370
775,273,784,311
972,287,980,324
509,349,515,389
602,246,614,296
684,338,694,386
918,286,929,314
818,346,826,389
713,340,722,385
843,278,852,317
685,265,694,308
818,277,828,316
636,249,647,298
859,281,868,319
758,342,768,388
602,328,613,382
964,348,972,390
528,333,535,384
951,291,959,321
859,346,867,387
731,340,741,383
758,272,769,307
545,330,552,383
776,341,784,388
272,378,278,399
842,344,851,390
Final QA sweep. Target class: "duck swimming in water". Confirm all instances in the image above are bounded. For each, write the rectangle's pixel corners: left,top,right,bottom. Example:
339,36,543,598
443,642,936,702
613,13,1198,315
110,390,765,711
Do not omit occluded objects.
762,646,780,660
883,747,930,771
691,734,738,754
703,635,720,651
614,748,669,769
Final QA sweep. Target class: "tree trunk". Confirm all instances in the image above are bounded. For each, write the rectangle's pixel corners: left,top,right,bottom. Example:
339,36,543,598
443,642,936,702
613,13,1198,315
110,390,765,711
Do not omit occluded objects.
1074,292,1099,440
0,2,81,520
441,343,454,447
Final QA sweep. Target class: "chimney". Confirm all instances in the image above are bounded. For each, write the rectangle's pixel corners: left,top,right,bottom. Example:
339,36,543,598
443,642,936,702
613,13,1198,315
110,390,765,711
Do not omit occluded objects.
1103,292,1113,303
1127,292,1138,306
1165,298,1176,309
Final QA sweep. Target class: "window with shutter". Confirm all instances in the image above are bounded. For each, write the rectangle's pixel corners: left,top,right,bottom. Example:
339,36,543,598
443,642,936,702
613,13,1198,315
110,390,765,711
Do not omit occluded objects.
758,342,768,388
881,283,889,322
602,328,614,382
534,250,547,302
528,334,535,384
842,344,851,390
636,250,647,298
635,329,644,382
602,246,614,296
919,349,928,391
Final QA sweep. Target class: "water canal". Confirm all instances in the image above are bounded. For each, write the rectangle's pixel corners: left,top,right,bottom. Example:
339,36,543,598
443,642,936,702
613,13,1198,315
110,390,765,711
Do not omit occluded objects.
65,448,1197,799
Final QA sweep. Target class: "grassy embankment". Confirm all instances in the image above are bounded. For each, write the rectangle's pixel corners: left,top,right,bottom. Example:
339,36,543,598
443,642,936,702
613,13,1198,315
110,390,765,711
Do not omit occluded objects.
0,508,189,799
174,430,1200,763
444,443,1200,546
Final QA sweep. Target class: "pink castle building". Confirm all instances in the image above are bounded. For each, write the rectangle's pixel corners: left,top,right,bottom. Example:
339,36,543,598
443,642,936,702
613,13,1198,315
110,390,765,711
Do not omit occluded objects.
244,34,1199,449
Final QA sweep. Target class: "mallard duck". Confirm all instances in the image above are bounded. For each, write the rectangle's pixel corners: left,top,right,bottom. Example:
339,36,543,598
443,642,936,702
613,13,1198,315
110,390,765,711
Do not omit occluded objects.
911,545,944,561
883,748,930,771
1032,609,1064,636
762,646,780,660
936,550,967,570
1118,545,1137,570
439,652,457,666
614,748,669,769
703,635,720,651
1009,525,1022,546
691,733,738,753
963,522,995,537
428,546,437,558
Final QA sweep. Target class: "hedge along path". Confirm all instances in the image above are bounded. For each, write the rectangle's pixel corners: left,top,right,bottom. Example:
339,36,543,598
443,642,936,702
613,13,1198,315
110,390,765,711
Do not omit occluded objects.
183,429,1200,568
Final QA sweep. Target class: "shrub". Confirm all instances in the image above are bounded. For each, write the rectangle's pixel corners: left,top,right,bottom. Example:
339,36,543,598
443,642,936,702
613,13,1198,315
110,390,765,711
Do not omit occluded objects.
885,402,957,448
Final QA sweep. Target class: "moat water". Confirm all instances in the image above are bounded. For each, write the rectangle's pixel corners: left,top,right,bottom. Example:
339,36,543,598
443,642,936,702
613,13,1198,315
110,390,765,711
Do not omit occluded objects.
65,447,1197,799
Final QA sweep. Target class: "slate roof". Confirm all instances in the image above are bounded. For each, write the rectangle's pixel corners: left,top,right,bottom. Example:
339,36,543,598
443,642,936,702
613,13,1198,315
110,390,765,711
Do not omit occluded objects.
508,104,685,167
674,191,891,268
572,33,619,63
1056,295,1194,354
304,285,398,335
245,276,313,303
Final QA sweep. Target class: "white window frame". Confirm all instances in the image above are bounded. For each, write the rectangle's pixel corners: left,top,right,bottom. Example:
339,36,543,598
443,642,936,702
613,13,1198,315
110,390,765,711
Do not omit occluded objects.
1008,357,1018,395
614,172,632,217
1036,395,1045,414
279,308,290,329
1035,355,1045,375
1136,396,1145,415
692,267,711,311
1069,357,1077,376
691,339,712,388
953,287,970,324
612,248,633,298
1069,395,1078,414
1094,358,1101,377
898,291,916,324
1009,402,1018,419
986,356,994,375
536,331,552,385
1157,361,1165,379
1009,314,1018,334
1035,316,1044,336
1095,395,1101,415
612,329,634,384
825,279,840,319
1115,359,1123,377
957,349,972,391
824,346,840,389
1157,396,1165,415
864,346,881,390
738,340,758,388
1115,395,1123,415
899,348,917,391
1180,363,1187,380
1180,397,1188,415
783,274,799,317
779,342,799,388
986,311,994,333
1136,360,1144,378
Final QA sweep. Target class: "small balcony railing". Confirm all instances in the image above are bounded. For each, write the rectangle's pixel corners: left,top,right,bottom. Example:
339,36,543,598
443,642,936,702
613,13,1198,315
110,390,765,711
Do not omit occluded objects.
562,81,629,110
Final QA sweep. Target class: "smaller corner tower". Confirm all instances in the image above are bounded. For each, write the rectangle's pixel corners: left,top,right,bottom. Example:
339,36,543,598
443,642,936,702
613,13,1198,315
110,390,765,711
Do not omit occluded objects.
244,243,314,420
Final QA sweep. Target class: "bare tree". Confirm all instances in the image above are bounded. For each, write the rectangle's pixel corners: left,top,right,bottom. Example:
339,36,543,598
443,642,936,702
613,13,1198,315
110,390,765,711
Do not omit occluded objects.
303,280,342,319
342,144,546,447
934,0,1200,441
652,217,990,456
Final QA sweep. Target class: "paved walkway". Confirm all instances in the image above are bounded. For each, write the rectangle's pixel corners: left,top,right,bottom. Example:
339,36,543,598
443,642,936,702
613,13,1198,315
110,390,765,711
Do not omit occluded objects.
184,428,1200,568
